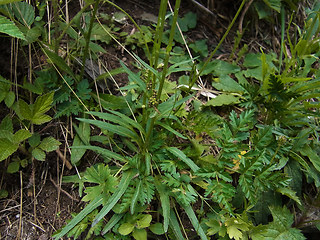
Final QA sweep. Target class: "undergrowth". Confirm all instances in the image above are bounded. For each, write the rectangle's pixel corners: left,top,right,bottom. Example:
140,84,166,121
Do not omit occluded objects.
0,0,319,239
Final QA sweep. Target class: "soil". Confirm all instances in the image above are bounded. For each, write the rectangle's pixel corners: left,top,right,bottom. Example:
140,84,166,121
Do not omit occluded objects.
0,0,310,239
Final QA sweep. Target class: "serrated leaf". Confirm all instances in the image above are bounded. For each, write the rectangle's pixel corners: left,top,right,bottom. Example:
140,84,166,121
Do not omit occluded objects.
0,138,18,161
0,115,13,132
12,1,35,26
225,217,250,240
32,147,45,161
32,92,54,117
0,15,25,40
300,144,320,173
205,94,239,107
15,99,32,120
13,129,32,143
251,206,306,240
38,137,61,152
118,223,134,235
277,188,301,205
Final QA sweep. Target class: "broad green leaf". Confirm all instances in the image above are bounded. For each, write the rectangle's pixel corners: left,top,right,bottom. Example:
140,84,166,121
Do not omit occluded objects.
0,115,13,132
15,99,32,120
32,147,45,161
212,60,240,76
31,114,52,125
38,137,61,152
184,203,208,240
12,1,35,26
212,75,244,93
118,223,134,235
4,91,15,108
31,92,54,124
132,228,147,240
7,161,20,173
136,214,152,229
0,15,25,40
92,170,136,226
166,147,199,172
70,135,87,165
0,189,8,199
12,129,32,143
205,94,239,107
52,194,104,239
0,138,18,161
150,223,165,235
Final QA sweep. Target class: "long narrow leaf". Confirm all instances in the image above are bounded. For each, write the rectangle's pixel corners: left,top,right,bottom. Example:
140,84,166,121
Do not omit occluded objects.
169,209,185,240
77,118,140,142
166,147,200,172
120,61,146,92
184,203,208,240
102,213,124,235
157,121,187,139
92,170,135,226
53,194,104,239
87,111,135,132
71,145,127,163
130,180,141,214
155,178,170,232
108,110,146,136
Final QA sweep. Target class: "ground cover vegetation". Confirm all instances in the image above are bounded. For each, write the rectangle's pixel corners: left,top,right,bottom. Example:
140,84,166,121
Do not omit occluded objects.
0,0,320,239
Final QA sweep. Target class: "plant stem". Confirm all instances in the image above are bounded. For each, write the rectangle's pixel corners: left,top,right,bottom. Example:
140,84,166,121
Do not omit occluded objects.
194,0,247,79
